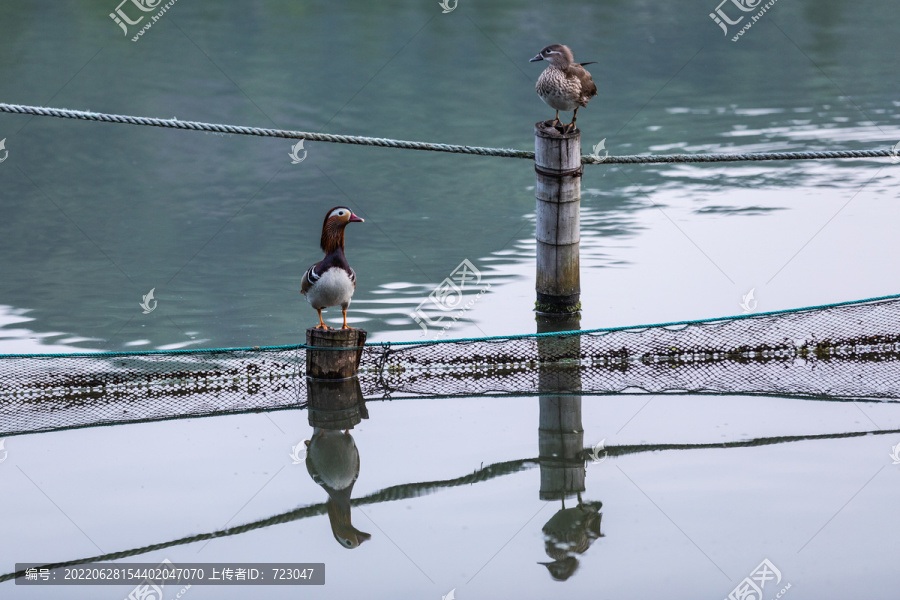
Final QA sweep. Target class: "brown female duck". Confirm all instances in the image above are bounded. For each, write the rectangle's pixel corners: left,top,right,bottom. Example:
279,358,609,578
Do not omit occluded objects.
530,44,598,133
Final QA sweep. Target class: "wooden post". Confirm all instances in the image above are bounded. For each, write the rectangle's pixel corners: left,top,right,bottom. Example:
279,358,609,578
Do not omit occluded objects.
305,327,367,429
536,313,584,500
534,123,581,315
305,327,366,380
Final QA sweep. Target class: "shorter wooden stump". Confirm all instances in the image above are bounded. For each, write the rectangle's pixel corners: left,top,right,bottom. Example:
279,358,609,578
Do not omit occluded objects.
305,327,367,380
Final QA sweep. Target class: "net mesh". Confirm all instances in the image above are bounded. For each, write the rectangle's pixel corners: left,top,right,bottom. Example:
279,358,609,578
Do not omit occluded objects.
3,294,900,436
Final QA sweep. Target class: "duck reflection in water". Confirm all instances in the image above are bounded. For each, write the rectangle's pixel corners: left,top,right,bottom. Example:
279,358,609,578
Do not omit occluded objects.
305,428,371,549
539,493,603,581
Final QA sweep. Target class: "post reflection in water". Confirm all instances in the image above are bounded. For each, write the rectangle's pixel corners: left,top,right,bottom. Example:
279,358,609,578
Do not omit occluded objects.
304,375,371,549
536,313,604,581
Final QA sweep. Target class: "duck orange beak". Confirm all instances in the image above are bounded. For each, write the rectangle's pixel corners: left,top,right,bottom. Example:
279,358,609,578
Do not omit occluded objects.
348,213,364,223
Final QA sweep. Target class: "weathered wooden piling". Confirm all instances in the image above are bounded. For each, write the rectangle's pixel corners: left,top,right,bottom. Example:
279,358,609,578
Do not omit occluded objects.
305,327,367,429
306,327,366,380
536,313,584,500
534,123,582,314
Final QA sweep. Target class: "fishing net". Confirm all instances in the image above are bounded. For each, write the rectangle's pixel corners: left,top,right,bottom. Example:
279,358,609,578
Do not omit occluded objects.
3,293,900,436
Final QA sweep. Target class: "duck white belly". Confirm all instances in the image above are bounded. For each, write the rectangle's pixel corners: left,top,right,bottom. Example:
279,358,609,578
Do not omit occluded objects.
307,429,359,491
306,267,355,309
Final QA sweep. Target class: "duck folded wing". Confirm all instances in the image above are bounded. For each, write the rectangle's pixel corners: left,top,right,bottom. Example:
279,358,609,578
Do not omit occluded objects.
567,64,598,100
301,261,322,295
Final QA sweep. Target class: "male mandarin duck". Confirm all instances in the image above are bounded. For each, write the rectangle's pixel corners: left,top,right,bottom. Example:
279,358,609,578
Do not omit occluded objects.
301,206,364,330
530,44,598,133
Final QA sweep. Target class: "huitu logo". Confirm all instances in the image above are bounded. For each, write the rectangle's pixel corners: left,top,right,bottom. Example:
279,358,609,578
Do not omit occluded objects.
890,141,900,165
590,138,608,162
111,0,181,42
726,558,790,600
289,140,308,164
710,0,779,41
140,288,157,314
442,589,456,600
740,288,758,313
588,439,607,464
438,0,457,13
290,442,307,465
109,0,162,34
0,439,7,464
410,259,491,339
709,0,761,34
890,442,900,465
0,138,8,163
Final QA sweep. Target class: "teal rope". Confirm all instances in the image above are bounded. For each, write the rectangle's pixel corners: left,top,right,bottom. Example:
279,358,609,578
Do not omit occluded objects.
0,103,532,159
1,102,896,165
2,291,899,359
0,343,308,360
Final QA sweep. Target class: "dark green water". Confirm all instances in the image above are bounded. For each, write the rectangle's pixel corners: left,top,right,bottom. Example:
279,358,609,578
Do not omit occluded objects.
1,0,897,352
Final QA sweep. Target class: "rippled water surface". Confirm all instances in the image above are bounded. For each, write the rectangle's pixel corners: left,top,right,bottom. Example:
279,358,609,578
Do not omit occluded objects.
1,1,899,598
0,0,898,351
